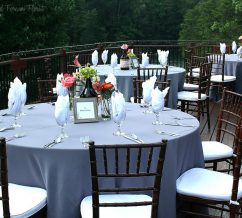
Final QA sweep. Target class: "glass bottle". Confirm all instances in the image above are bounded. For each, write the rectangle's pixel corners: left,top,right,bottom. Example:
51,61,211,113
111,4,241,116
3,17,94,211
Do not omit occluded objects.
80,78,97,97
120,50,130,70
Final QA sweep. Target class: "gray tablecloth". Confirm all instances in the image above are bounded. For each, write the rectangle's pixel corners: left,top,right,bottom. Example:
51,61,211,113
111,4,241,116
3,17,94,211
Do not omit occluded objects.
225,54,242,93
0,103,204,218
96,65,185,109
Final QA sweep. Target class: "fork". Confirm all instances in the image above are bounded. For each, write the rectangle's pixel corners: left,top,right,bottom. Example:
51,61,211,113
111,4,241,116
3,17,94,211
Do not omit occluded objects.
6,133,26,142
156,130,180,136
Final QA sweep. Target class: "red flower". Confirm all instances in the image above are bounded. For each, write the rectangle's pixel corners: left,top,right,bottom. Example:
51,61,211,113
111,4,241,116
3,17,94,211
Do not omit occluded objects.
73,55,81,67
61,73,75,88
102,83,113,90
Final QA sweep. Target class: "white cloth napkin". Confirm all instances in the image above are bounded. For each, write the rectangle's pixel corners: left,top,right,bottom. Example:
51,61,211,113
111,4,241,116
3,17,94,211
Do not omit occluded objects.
8,77,23,115
111,91,126,123
110,53,118,68
105,73,117,89
220,43,226,54
232,41,237,54
55,95,70,126
56,73,68,96
157,50,169,66
20,83,27,107
142,76,157,104
101,50,108,64
237,46,242,56
92,50,98,66
151,86,169,113
141,53,149,67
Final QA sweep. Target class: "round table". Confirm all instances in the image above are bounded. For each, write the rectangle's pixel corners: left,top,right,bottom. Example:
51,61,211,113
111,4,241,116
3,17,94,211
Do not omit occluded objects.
225,54,242,93
95,64,185,109
0,103,203,218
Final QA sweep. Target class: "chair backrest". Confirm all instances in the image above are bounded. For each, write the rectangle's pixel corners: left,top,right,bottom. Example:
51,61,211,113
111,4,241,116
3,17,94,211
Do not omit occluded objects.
196,62,212,98
137,66,168,82
88,140,167,218
216,89,242,150
0,138,10,218
207,53,225,81
132,78,170,107
37,79,57,103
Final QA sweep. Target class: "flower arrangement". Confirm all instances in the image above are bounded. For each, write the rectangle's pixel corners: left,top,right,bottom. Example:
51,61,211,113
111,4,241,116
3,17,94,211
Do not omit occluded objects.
79,65,97,79
61,73,75,88
127,49,137,59
121,44,129,50
92,80,115,100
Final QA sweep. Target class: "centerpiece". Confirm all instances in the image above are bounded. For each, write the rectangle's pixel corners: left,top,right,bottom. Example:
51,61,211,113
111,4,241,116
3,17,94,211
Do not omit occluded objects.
93,80,115,120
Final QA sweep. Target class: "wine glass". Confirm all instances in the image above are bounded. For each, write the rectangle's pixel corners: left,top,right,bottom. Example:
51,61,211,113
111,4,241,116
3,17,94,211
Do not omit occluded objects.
143,89,152,114
10,98,22,128
113,114,126,136
55,96,69,139
102,50,108,65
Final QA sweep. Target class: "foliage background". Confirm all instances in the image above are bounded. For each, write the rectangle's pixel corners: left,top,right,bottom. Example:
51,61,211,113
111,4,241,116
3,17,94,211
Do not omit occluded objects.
0,0,241,54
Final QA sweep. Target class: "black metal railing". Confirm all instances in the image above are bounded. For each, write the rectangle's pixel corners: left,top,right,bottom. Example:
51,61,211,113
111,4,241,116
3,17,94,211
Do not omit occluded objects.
0,40,227,109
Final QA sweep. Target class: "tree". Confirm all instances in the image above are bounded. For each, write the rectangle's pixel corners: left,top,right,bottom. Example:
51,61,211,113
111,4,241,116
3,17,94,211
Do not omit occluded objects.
179,0,242,41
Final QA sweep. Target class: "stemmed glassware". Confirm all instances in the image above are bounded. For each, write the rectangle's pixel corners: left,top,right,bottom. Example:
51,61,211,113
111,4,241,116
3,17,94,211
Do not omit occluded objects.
101,50,108,65
55,95,69,139
111,91,126,136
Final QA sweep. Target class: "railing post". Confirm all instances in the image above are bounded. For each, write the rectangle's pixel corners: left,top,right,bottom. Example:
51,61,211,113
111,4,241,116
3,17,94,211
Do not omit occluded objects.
60,49,67,73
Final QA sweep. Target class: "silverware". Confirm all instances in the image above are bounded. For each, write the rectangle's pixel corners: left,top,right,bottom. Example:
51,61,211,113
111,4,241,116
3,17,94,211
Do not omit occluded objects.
156,131,180,136
162,121,196,128
171,115,194,120
0,126,15,132
27,105,35,110
6,133,26,142
122,134,142,144
130,133,144,143
44,137,62,148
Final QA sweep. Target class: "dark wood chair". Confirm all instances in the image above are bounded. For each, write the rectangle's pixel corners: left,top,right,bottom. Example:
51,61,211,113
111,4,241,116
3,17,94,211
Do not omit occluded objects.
208,53,236,99
176,124,242,218
183,55,207,91
202,89,242,171
137,66,168,82
177,62,212,129
132,78,170,107
0,137,47,218
37,78,57,103
80,140,167,218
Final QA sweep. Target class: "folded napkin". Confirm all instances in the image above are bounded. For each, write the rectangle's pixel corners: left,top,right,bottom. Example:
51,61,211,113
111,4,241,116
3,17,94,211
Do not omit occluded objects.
141,53,149,67
92,50,98,66
20,83,27,107
142,76,157,104
111,91,126,123
105,73,117,89
56,73,68,96
55,95,70,126
220,43,226,54
157,50,169,66
8,77,23,115
110,53,118,68
151,86,169,113
237,46,242,56
232,41,237,54
101,50,109,64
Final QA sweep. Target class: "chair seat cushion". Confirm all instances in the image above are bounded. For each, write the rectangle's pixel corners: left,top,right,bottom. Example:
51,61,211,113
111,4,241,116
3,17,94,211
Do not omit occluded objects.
202,141,233,161
192,68,200,78
80,194,152,218
0,183,47,218
183,83,199,91
176,168,242,202
211,75,236,83
178,91,207,101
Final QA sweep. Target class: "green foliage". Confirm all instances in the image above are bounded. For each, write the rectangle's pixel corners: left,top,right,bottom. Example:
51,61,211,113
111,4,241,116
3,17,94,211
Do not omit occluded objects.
179,0,242,41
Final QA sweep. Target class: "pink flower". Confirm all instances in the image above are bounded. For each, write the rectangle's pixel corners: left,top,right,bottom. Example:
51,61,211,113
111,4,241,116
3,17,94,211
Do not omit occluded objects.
61,73,75,88
73,55,81,67
121,44,129,50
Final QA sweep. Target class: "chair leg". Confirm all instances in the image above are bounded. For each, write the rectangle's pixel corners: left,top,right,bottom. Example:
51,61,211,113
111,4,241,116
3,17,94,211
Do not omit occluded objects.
181,101,186,112
206,99,210,130
197,101,201,122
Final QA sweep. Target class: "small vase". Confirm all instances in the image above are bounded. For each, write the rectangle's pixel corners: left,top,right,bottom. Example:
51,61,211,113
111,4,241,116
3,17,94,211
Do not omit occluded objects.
80,78,97,98
101,98,111,120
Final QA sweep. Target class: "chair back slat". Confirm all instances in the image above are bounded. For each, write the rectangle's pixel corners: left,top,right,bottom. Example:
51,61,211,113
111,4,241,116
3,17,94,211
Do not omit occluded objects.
207,53,225,81
88,141,167,218
198,62,212,99
216,90,242,149
102,148,108,175
0,138,10,218
137,66,168,82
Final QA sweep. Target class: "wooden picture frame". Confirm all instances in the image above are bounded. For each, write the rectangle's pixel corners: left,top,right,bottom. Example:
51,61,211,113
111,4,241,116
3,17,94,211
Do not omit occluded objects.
73,97,98,123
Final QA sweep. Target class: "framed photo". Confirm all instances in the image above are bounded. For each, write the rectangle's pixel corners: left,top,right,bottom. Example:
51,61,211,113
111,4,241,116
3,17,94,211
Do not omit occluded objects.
131,58,139,69
73,97,98,123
